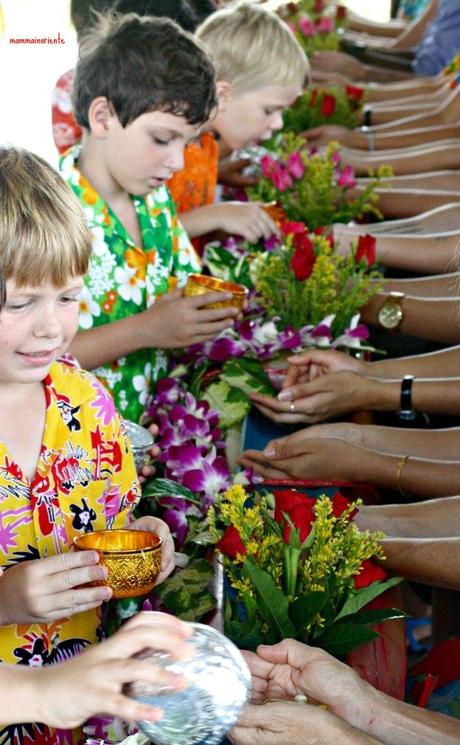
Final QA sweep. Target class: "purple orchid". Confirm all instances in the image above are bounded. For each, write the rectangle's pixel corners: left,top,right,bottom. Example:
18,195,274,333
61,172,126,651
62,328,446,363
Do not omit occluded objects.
182,450,231,506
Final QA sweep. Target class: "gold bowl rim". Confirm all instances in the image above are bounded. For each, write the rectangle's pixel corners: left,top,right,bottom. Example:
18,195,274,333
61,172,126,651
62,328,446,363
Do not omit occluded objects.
186,274,249,297
73,529,162,554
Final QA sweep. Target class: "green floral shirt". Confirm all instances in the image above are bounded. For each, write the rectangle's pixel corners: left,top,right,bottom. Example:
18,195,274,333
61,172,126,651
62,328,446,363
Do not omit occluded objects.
60,146,200,423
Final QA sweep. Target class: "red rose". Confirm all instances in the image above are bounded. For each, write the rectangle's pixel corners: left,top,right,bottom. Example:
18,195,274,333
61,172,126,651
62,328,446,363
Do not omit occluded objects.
354,559,386,589
355,234,376,266
313,0,324,12
310,88,319,107
345,84,364,103
281,220,307,236
274,490,316,543
217,526,246,559
336,4,347,20
331,491,358,520
321,93,336,117
291,233,316,281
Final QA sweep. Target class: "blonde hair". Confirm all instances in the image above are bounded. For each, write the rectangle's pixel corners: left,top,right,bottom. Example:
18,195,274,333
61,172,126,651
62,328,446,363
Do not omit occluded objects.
0,147,92,293
196,1,309,94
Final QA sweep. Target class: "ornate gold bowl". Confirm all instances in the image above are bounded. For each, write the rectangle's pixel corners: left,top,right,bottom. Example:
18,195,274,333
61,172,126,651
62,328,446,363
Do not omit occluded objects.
183,274,248,311
74,529,162,599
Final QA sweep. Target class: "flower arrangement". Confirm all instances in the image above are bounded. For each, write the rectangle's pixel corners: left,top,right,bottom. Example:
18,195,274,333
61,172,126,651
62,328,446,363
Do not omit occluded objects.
253,222,381,339
248,134,392,230
281,0,346,56
282,85,365,133
208,484,405,656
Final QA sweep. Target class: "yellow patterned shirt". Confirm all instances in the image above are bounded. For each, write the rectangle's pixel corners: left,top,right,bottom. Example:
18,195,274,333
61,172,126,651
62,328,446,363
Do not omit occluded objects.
0,360,140,745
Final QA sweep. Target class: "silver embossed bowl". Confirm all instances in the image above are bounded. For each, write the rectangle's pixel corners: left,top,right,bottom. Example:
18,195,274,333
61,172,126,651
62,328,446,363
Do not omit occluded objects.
127,622,251,745
123,420,154,474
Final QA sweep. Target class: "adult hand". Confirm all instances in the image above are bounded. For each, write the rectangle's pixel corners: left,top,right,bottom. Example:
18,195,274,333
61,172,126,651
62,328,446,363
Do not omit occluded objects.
0,551,112,624
35,611,193,729
301,125,355,149
142,288,239,348
230,700,356,745
238,425,364,482
250,371,377,424
217,202,278,243
311,51,366,80
130,516,175,584
283,349,368,389
218,157,260,188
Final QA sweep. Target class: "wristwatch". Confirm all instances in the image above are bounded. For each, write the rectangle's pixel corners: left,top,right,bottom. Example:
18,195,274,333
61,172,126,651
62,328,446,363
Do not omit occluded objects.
377,292,405,331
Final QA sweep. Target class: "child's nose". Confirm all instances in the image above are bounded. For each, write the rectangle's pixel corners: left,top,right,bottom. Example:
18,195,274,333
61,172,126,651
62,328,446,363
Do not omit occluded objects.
270,111,284,133
34,309,62,338
166,142,185,173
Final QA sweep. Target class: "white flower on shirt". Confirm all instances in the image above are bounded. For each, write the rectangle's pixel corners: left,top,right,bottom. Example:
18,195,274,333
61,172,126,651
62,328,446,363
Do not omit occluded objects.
91,225,110,256
78,286,101,329
133,363,152,406
114,265,145,305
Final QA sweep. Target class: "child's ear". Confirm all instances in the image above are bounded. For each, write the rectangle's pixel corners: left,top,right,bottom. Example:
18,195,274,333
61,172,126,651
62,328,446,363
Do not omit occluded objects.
87,96,116,137
215,80,231,112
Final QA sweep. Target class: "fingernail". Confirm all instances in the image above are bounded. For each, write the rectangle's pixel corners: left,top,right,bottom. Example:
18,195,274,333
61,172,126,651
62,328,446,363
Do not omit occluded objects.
263,447,275,457
278,390,292,401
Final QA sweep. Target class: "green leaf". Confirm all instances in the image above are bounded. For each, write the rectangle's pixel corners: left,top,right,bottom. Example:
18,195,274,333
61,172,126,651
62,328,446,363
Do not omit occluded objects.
203,380,250,429
155,559,216,621
338,607,409,626
335,577,403,621
244,559,296,641
142,478,198,502
222,357,273,397
289,591,328,632
316,622,380,657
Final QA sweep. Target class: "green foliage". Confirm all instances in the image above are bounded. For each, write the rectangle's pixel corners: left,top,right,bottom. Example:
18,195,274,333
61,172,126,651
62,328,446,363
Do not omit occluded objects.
155,558,216,622
283,87,362,133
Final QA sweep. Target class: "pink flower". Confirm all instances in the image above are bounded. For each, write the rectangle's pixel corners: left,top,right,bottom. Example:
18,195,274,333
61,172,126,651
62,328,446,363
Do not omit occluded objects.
286,152,305,180
273,166,294,192
316,16,334,33
337,165,357,189
182,450,231,504
298,15,316,36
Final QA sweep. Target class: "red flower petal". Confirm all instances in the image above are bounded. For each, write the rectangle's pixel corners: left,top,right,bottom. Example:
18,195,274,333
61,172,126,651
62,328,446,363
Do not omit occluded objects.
355,234,376,266
354,559,386,589
321,93,336,117
217,526,246,559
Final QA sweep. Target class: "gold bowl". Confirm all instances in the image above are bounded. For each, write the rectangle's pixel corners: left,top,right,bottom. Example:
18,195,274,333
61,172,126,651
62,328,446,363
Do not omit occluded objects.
74,529,162,599
183,274,248,311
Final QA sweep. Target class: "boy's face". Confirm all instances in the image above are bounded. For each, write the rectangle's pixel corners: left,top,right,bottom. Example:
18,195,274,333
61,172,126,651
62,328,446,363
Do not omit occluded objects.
213,82,302,149
0,278,83,387
102,109,201,196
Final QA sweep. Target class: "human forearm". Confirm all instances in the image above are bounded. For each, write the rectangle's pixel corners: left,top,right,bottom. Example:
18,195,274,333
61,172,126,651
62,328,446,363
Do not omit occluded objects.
356,495,460,537
361,63,414,83
372,124,460,150
342,142,460,176
362,294,460,343
179,205,225,239
365,77,445,103
371,188,460,220
380,537,460,590
381,272,460,297
371,344,460,378
68,315,146,369
0,666,44,725
359,424,460,460
356,376,460,417
364,686,460,745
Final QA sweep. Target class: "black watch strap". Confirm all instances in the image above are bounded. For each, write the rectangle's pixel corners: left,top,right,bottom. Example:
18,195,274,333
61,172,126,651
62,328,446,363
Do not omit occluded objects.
398,375,416,421
363,106,373,127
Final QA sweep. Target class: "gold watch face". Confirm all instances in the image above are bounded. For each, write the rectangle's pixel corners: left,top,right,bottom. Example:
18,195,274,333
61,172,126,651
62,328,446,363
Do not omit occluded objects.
378,299,403,330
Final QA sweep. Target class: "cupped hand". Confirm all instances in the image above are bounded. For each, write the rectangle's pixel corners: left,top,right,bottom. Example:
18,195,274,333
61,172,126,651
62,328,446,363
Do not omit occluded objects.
238,424,363,481
130,516,175,584
0,551,112,625
36,611,193,729
283,349,368,389
251,370,373,424
143,288,239,348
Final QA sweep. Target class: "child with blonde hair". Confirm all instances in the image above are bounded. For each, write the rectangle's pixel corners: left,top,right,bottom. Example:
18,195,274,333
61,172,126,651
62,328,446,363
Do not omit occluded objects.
172,1,310,243
0,146,174,745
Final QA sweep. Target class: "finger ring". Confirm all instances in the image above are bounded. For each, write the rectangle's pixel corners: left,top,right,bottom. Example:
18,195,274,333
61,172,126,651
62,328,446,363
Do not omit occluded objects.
290,402,295,412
